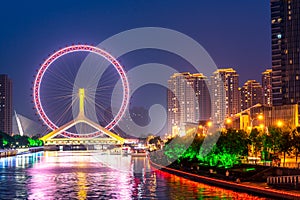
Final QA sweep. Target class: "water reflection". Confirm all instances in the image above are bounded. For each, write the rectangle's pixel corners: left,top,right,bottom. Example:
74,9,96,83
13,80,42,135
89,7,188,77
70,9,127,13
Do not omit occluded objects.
0,151,269,199
0,152,42,168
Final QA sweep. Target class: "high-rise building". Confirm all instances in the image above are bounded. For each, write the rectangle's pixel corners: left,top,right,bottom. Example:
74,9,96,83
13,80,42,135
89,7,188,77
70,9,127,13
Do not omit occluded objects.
211,68,240,125
241,80,263,111
271,0,300,105
262,69,272,106
0,74,12,135
167,72,211,135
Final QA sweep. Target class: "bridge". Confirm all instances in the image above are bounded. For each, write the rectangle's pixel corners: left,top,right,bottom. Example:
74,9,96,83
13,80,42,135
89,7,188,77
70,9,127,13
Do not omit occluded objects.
40,88,125,146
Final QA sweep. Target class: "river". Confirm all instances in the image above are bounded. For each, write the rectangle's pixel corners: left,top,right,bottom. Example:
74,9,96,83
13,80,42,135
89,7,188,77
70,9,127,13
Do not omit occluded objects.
0,151,269,199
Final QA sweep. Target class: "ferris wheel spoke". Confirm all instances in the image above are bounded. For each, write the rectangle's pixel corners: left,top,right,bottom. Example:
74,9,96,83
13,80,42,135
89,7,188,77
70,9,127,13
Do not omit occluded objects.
52,98,77,126
46,68,75,89
83,58,110,87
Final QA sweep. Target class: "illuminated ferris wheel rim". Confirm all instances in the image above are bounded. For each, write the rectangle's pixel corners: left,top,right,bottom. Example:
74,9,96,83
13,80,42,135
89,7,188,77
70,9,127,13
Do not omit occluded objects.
33,44,130,138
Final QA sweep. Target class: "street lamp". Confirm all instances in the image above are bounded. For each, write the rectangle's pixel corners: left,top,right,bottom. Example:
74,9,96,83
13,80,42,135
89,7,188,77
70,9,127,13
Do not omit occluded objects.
277,120,283,128
207,121,212,127
250,113,264,132
226,118,232,124
197,125,203,137
259,124,265,129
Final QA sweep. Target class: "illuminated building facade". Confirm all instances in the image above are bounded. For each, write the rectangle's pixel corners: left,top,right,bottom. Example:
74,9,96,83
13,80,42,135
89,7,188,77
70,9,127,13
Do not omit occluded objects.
167,72,211,135
271,0,300,105
0,74,12,135
262,69,272,106
211,68,240,125
247,104,299,129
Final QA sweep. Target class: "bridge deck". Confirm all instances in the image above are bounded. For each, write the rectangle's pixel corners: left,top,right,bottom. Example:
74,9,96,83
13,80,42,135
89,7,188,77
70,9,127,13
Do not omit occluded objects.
44,138,123,145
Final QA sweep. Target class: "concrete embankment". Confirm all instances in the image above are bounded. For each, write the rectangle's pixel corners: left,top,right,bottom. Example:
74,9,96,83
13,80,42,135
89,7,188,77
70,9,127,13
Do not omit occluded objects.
0,149,17,157
16,147,44,155
0,147,44,157
150,160,300,200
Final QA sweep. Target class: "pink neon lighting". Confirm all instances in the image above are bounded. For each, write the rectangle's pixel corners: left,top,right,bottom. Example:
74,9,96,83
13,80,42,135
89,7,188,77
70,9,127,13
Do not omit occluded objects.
33,45,129,138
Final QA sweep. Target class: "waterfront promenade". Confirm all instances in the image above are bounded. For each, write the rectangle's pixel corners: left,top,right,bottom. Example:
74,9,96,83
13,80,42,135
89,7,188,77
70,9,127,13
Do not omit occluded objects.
150,160,300,200
0,147,43,158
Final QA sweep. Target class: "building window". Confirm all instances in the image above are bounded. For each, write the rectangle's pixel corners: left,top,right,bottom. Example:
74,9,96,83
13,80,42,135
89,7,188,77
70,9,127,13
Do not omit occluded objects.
277,34,282,39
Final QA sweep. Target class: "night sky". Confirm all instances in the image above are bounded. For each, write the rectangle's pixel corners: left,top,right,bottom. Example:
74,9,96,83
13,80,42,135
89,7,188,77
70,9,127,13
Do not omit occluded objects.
0,0,271,121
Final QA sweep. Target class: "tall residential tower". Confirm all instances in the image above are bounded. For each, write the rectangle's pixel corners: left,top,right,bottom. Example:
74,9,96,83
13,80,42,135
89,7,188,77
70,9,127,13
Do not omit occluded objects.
167,72,210,135
0,75,12,135
262,69,272,106
211,68,240,125
271,0,300,105
241,80,263,110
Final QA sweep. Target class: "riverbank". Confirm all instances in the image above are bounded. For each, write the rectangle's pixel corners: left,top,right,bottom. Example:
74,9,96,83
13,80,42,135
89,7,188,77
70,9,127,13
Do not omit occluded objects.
16,146,44,155
0,149,17,157
0,147,44,158
150,160,300,200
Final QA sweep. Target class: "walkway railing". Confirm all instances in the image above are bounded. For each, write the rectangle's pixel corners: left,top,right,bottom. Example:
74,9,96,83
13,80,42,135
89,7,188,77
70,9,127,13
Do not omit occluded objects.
242,160,300,169
267,175,300,187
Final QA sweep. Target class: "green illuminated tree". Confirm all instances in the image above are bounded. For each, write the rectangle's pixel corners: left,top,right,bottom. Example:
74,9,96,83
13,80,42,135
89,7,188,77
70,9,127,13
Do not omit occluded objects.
28,137,43,147
217,129,248,156
164,132,198,164
181,134,205,162
196,129,248,168
164,143,186,163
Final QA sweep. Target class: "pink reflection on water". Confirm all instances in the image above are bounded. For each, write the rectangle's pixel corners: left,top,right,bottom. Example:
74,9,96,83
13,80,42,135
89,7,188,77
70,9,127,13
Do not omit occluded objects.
25,151,267,199
27,151,134,200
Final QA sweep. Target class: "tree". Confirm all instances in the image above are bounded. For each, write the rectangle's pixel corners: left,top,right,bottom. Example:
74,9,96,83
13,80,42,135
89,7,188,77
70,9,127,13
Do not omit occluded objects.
265,127,282,155
249,128,263,157
181,134,205,162
28,137,43,147
13,135,30,147
217,129,249,157
278,128,293,166
196,129,248,168
292,128,300,163
0,131,14,148
163,133,197,164
0,135,3,149
148,136,163,149
164,143,187,163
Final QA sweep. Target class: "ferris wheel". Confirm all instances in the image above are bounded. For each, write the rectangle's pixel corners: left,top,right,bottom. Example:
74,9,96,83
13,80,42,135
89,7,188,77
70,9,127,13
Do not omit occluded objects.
33,44,129,138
